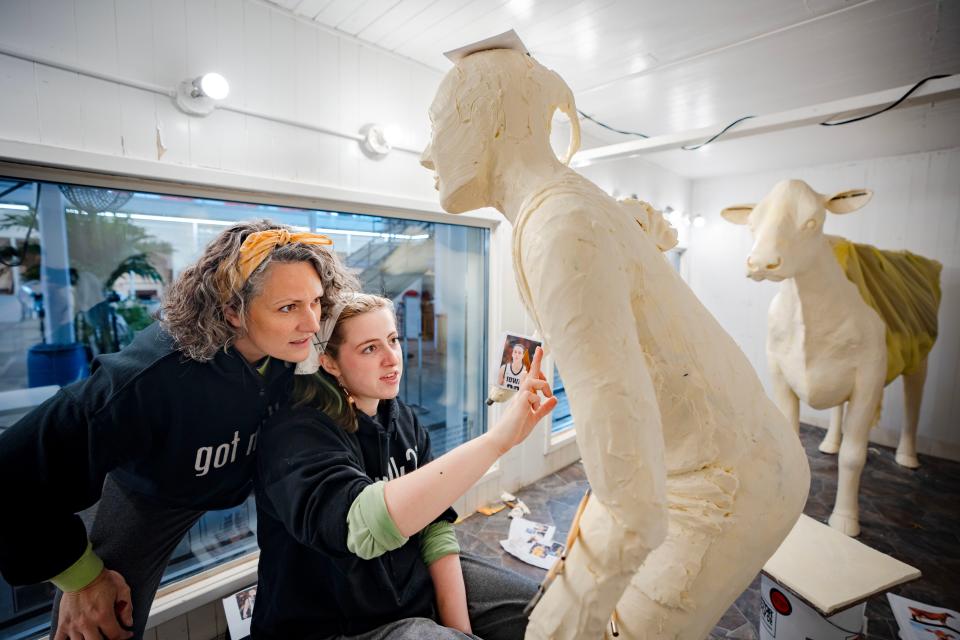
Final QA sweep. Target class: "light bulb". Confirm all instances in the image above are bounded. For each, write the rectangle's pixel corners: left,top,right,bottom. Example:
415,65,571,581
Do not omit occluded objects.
199,72,229,100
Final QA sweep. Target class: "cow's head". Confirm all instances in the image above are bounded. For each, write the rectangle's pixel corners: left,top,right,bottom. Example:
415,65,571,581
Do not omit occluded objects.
721,179,872,281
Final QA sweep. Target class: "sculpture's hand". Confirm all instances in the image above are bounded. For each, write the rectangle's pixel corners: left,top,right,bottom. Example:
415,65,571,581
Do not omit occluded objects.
489,346,557,455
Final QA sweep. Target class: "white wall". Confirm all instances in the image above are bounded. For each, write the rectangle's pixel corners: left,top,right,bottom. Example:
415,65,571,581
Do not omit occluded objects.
577,156,694,247
687,148,960,461
0,0,441,203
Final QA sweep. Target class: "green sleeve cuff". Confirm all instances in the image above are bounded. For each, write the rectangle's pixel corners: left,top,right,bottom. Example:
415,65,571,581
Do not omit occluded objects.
419,520,460,566
346,481,409,560
50,541,104,592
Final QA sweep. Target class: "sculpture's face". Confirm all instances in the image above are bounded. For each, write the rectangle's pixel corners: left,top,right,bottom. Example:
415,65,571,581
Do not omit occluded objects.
721,180,872,281
721,180,828,282
420,70,491,214
744,181,826,281
720,180,873,281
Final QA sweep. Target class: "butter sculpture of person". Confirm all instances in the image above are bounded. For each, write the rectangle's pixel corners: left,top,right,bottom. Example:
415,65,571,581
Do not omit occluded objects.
420,39,811,640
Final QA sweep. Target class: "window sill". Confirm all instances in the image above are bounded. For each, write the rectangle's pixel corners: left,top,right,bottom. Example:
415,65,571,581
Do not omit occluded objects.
145,552,260,629
37,553,260,639
545,425,577,454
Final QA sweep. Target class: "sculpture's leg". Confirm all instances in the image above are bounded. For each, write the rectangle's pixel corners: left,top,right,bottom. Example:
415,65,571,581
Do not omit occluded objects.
614,447,808,639
818,403,844,454
828,378,883,537
526,497,659,640
769,363,800,434
896,356,927,469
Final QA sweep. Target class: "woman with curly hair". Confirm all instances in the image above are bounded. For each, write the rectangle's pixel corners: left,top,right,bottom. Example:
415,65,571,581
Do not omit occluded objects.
0,219,357,640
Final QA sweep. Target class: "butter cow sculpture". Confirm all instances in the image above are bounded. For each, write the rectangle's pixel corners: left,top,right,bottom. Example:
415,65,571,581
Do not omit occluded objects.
421,47,810,640
722,179,941,537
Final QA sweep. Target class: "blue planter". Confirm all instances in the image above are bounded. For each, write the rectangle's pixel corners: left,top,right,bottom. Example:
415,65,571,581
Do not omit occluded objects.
27,342,89,388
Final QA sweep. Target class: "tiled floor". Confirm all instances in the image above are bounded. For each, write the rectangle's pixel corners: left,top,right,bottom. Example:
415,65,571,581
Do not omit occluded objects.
456,424,960,639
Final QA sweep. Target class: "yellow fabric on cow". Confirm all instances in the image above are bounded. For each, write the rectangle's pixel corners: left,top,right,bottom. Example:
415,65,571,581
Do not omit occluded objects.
831,238,942,385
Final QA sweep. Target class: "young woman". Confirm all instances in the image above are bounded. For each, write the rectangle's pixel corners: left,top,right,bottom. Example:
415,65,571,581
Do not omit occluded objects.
254,294,556,640
0,220,356,640
498,342,529,391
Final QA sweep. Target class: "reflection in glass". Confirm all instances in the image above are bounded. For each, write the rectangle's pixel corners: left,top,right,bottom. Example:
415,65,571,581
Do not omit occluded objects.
551,365,574,434
0,176,488,636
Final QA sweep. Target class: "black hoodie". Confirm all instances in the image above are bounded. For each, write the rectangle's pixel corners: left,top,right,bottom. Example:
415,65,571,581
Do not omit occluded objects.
252,397,457,639
0,323,292,586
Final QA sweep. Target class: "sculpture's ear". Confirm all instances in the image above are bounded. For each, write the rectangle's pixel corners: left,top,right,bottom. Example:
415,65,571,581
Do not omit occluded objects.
720,204,754,225
825,189,872,214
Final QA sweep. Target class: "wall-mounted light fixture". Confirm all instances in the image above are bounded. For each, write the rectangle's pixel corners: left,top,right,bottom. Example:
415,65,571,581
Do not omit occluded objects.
359,123,392,158
175,72,230,116
662,207,705,229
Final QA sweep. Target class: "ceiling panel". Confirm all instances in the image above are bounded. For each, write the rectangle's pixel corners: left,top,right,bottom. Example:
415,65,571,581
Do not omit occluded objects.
289,0,331,20
313,0,372,28
335,0,405,35
354,0,440,42
260,0,960,176
375,0,475,51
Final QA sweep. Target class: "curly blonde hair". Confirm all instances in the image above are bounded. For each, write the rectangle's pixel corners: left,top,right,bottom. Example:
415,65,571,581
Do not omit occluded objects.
160,219,358,361
292,293,395,432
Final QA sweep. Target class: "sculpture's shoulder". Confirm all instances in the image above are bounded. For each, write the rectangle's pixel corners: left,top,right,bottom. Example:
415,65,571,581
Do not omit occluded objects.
516,177,622,242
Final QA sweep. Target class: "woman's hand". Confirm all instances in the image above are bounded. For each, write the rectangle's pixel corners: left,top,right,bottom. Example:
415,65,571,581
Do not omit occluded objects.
56,568,133,640
488,347,557,455
383,346,556,537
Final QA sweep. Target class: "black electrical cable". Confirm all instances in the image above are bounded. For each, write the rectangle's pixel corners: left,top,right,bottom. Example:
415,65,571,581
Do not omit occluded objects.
577,108,757,151
576,74,952,152
577,110,649,138
820,74,950,126
682,115,756,150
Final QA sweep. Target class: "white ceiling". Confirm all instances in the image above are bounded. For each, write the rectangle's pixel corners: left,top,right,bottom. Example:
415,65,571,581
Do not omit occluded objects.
263,0,960,177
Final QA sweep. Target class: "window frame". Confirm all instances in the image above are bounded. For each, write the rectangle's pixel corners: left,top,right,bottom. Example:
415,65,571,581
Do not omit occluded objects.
0,158,499,631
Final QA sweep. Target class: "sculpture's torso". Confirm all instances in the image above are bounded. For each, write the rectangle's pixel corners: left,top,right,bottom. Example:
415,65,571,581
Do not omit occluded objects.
768,286,870,410
766,239,886,410
512,175,796,475
509,172,809,640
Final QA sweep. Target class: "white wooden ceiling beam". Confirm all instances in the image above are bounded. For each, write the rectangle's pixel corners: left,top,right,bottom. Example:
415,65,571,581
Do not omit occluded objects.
571,75,960,166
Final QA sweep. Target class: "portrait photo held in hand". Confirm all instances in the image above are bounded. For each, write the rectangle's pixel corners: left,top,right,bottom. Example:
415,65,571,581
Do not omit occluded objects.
497,333,542,391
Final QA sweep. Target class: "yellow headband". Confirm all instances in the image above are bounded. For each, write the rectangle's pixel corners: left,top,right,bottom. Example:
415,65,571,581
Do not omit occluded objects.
236,229,333,282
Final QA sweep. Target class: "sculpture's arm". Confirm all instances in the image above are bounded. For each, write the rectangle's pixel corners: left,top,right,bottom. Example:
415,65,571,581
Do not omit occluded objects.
520,204,667,544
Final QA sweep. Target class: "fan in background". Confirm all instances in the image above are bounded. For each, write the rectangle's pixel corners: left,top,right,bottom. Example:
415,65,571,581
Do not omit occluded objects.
55,187,169,356
59,185,133,214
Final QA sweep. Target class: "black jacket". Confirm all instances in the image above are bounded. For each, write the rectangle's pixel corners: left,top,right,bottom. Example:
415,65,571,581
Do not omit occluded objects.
0,323,292,585
252,398,456,640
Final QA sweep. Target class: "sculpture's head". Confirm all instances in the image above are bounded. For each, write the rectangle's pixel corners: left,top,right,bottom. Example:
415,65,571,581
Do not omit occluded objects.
420,49,580,213
720,179,872,281
620,198,678,252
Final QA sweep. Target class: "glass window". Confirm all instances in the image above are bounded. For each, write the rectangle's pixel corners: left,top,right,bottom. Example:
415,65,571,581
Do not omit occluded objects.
551,365,574,434
0,176,488,636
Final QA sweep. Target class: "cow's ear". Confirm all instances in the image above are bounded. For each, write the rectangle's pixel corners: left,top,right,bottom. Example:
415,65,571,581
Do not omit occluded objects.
825,189,872,214
720,204,754,225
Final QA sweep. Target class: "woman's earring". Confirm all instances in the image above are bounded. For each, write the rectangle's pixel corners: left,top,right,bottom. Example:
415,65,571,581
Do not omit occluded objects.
338,378,356,408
